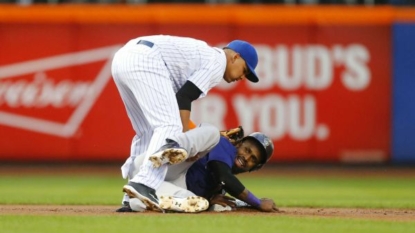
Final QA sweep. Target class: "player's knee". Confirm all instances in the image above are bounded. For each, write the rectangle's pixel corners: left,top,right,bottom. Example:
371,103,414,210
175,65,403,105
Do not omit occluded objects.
199,123,221,144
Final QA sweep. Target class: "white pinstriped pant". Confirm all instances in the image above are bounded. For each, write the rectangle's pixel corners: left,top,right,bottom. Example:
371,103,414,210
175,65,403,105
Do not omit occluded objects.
112,39,181,189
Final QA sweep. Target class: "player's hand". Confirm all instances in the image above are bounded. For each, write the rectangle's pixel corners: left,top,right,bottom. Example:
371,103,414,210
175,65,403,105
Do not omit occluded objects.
210,194,237,208
258,198,279,212
220,126,244,145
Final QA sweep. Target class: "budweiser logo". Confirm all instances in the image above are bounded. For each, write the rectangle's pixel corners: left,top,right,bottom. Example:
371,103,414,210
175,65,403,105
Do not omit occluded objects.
0,45,121,137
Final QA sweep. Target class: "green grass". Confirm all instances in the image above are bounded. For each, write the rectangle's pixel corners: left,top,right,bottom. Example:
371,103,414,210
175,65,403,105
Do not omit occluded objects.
1,215,414,233
1,169,414,233
239,176,415,208
1,173,413,208
0,175,123,205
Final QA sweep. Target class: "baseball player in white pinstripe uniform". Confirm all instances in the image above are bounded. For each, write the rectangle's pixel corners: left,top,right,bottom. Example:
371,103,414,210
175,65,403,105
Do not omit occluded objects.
111,35,260,212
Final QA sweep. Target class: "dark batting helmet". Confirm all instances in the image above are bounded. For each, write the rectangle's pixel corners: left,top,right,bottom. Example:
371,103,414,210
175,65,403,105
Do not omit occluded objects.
243,132,274,172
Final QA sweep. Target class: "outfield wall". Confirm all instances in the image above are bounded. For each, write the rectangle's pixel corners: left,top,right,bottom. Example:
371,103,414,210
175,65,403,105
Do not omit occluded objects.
0,5,413,163
392,23,415,164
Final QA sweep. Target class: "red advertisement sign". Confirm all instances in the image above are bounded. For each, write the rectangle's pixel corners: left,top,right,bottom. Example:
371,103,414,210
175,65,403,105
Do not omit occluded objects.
193,25,391,163
0,23,390,163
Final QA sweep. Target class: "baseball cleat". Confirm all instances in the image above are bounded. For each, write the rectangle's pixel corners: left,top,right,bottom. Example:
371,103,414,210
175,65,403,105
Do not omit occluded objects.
149,141,188,168
115,201,133,212
159,196,209,213
123,182,163,212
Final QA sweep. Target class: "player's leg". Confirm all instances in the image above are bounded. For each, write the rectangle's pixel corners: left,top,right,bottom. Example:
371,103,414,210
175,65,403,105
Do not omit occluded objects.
163,122,220,160
123,77,184,211
112,44,155,180
148,122,219,168
112,47,155,210
115,45,185,211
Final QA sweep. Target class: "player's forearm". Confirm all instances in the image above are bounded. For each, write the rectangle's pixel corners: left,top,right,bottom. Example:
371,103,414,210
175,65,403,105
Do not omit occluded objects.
237,189,261,208
179,110,191,132
176,81,202,133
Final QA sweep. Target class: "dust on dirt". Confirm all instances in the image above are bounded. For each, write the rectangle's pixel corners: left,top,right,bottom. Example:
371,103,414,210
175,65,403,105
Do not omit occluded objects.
1,205,414,222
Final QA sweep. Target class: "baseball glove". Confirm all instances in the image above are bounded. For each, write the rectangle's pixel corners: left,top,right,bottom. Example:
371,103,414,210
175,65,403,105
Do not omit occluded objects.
220,126,244,144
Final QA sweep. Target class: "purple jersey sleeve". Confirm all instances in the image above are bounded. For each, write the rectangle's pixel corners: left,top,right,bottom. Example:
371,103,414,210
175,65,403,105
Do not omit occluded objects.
207,136,237,167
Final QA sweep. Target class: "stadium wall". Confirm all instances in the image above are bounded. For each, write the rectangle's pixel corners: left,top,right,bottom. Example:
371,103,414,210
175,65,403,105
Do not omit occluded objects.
0,5,413,163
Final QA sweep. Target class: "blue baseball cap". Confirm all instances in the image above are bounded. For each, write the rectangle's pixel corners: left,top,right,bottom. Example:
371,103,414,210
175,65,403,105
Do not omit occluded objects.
226,40,259,83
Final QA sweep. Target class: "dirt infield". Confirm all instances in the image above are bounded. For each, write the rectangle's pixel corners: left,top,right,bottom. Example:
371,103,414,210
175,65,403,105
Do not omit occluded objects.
1,205,414,222
1,164,414,221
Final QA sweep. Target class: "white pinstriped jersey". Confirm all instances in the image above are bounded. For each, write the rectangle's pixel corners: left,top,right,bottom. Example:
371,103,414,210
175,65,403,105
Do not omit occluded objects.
133,35,226,97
